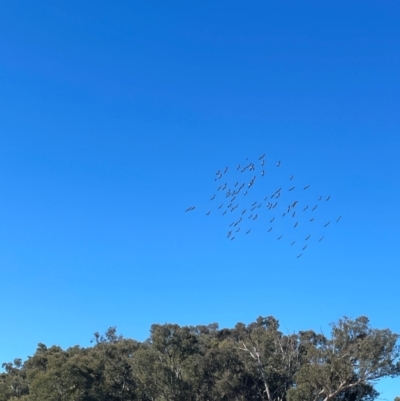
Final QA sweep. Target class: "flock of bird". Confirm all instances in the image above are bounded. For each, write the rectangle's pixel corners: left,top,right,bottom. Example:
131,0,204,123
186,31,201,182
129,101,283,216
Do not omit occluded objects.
186,154,341,258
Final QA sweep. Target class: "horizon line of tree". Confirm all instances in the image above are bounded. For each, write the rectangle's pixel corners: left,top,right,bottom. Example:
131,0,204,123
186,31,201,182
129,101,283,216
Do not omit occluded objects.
1,315,399,401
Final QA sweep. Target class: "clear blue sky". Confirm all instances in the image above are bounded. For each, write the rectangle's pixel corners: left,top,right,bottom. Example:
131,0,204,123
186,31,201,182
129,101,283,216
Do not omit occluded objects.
1,1,399,398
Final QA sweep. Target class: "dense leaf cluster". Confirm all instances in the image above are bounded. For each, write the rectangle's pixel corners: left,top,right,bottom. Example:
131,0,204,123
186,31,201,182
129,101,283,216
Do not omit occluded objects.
1,316,399,401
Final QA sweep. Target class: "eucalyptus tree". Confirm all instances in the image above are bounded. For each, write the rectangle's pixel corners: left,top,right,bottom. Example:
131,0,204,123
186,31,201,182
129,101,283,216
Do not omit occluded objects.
287,316,400,401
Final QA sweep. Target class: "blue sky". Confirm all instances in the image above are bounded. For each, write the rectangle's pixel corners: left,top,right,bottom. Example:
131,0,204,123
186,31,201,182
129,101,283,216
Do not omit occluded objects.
1,1,399,398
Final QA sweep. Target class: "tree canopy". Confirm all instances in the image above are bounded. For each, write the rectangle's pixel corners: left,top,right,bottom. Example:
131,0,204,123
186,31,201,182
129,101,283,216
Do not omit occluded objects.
1,316,398,401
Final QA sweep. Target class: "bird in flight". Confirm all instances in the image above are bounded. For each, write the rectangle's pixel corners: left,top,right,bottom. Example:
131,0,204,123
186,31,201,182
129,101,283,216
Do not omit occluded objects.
319,236,324,242
302,245,308,250
336,215,341,222
186,154,341,257
297,253,303,258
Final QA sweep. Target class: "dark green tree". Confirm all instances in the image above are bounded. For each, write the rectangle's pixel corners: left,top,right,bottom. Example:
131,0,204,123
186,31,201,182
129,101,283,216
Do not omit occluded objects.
287,316,400,401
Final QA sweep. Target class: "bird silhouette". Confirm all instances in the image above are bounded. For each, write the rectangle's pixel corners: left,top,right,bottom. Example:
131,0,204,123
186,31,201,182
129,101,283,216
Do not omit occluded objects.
297,253,303,258
187,155,341,256
319,236,324,242
336,215,341,222
302,245,308,250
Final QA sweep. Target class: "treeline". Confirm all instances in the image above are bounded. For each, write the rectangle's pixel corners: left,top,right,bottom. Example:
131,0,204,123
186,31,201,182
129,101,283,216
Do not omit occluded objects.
1,316,399,401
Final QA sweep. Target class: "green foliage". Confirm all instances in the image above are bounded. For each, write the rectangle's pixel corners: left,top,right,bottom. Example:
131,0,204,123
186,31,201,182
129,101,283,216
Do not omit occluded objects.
0,316,398,401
